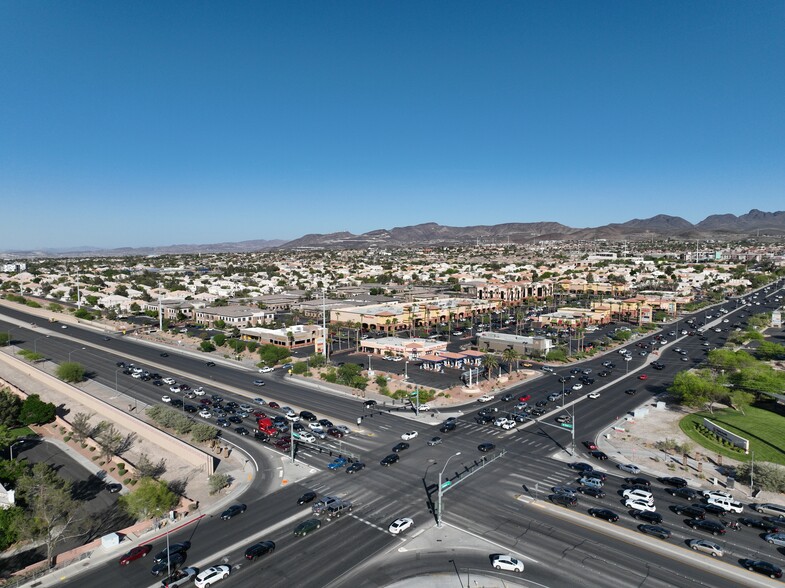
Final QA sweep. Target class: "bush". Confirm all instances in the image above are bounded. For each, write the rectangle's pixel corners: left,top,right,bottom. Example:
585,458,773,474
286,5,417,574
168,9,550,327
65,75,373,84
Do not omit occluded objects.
63,435,71,442
124,478,131,484
89,446,96,452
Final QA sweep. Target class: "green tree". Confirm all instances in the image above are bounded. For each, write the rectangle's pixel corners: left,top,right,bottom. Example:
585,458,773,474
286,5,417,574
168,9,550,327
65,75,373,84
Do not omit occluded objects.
214,319,226,330
129,302,141,313
96,424,123,462
0,506,23,550
69,412,95,444
0,333,9,346
734,461,785,493
756,341,785,361
212,333,227,347
19,394,56,425
190,423,218,443
56,362,85,383
134,453,167,479
208,473,232,495
16,462,85,567
481,353,499,380
119,477,179,520
0,388,22,427
199,340,216,352
501,348,520,372
258,344,291,366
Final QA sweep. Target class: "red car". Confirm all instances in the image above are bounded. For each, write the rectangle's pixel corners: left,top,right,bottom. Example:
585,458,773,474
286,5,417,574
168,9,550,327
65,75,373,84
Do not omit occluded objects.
638,374,648,380
268,402,280,409
253,410,266,418
518,395,531,402
119,544,152,565
583,440,598,450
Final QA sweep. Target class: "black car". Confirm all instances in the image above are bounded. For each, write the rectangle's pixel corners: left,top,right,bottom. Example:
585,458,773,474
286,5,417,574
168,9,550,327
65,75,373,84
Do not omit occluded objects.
702,504,729,516
739,517,780,532
632,510,663,524
624,388,636,395
659,476,688,488
478,442,496,452
742,559,782,579
687,519,726,535
582,470,607,482
298,491,317,505
674,505,706,519
300,411,318,422
346,462,366,474
254,431,270,443
221,504,247,520
244,540,275,561
150,552,185,576
228,416,243,424
206,361,216,367
501,393,513,402
589,450,608,460
577,486,605,499
625,477,651,488
105,483,122,493
235,427,250,435
475,414,494,424
589,508,619,522
152,380,164,386
154,542,191,563
569,462,594,472
160,352,169,357
638,524,671,540
535,400,548,407
380,454,400,467
363,400,377,408
439,422,457,433
392,442,409,453
668,487,698,501
550,494,578,508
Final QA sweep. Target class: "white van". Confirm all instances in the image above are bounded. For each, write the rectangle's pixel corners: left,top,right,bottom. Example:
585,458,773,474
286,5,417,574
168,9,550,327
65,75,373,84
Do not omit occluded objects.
706,496,744,514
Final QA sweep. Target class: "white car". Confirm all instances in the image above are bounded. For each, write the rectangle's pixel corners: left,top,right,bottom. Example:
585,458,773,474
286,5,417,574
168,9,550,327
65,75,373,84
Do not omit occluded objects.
162,377,176,385
308,423,324,432
625,499,656,512
587,392,600,399
477,394,494,403
161,395,172,403
198,409,212,419
501,420,517,430
401,431,418,441
259,366,274,373
193,387,205,396
623,488,654,503
298,432,317,443
131,372,142,379
282,407,297,417
491,554,524,572
169,385,181,393
194,565,230,588
494,417,509,427
618,463,641,474
388,517,414,535
700,490,733,500
572,383,583,391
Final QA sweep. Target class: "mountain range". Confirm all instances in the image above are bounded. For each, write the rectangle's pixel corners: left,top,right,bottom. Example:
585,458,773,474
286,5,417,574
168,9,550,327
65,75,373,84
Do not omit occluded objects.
3,209,784,257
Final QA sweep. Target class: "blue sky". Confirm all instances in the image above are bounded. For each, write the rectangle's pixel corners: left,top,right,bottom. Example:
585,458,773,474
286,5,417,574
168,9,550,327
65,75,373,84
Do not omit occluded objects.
1,1,783,250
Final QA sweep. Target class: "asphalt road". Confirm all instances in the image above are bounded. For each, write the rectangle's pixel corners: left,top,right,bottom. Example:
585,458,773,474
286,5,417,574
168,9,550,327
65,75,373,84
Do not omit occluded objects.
2,281,784,587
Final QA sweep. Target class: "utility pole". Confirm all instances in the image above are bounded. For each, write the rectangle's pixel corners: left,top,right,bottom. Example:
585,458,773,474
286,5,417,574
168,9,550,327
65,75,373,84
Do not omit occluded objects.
322,289,329,363
158,282,163,332
437,452,462,527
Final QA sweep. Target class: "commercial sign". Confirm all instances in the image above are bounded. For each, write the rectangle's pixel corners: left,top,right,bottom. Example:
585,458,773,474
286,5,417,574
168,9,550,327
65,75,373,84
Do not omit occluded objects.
703,418,749,454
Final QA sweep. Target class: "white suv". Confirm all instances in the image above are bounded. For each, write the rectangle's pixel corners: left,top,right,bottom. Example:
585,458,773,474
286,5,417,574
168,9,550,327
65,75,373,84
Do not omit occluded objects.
195,565,230,588
625,499,656,512
622,489,654,504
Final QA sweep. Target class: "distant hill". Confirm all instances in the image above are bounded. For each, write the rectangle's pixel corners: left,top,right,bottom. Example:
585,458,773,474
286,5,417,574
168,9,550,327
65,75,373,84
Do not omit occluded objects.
279,209,785,249
3,209,783,257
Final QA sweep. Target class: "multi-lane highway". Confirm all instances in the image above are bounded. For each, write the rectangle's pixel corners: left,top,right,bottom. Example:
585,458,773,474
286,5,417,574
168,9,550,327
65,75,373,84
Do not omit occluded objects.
2,282,783,587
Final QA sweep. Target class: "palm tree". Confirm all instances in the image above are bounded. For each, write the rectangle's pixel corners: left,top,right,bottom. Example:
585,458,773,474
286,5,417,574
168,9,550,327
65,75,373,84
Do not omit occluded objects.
502,347,520,373
481,353,499,381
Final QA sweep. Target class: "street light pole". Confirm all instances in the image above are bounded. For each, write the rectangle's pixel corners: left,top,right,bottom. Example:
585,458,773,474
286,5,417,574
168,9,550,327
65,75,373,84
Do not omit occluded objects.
437,452,462,528
68,347,85,362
